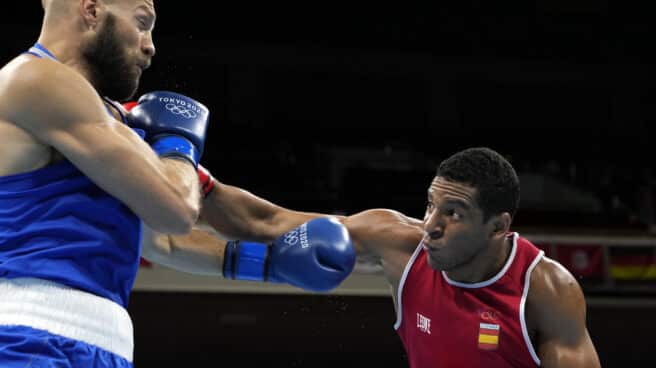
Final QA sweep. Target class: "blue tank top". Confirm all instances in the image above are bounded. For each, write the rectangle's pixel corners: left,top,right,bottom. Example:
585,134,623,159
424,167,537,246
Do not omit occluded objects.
0,44,143,308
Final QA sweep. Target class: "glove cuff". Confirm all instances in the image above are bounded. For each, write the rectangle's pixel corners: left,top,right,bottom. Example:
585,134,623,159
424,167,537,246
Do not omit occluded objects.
150,135,200,167
222,241,270,281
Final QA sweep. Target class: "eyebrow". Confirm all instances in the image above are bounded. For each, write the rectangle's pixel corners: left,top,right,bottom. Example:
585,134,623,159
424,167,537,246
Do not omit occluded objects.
427,190,472,207
441,197,472,210
136,5,156,21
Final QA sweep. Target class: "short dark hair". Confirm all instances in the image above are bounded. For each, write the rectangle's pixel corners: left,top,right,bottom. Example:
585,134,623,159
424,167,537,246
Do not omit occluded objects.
436,147,520,222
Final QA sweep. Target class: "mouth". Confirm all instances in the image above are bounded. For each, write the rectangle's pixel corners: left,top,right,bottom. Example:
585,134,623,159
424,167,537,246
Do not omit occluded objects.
421,240,440,252
136,61,150,71
422,232,449,252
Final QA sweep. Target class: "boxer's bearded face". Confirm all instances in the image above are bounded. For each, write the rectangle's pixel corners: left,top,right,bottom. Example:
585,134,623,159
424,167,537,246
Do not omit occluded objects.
422,178,489,272
82,12,140,101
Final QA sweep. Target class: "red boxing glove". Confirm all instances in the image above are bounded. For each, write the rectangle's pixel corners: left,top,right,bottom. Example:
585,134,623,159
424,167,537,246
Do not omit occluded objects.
123,101,138,111
198,164,216,198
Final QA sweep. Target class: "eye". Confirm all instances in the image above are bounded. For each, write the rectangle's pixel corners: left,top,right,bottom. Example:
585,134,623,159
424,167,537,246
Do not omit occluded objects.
426,201,434,211
136,17,149,29
447,209,461,220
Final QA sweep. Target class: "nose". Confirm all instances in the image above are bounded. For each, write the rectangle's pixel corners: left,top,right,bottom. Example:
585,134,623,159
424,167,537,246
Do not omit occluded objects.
423,209,444,239
141,32,156,58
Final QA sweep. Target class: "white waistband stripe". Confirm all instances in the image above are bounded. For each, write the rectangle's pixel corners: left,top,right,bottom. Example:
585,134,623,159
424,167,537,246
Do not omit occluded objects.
0,278,133,362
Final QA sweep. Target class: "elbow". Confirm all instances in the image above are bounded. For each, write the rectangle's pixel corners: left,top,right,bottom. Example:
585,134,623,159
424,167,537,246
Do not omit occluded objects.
146,201,199,235
169,201,200,234
168,191,201,234
140,242,166,263
140,226,173,265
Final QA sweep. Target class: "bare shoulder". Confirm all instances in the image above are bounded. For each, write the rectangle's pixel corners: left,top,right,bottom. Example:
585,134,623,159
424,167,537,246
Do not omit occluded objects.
527,256,587,346
0,56,104,127
529,256,585,309
343,208,423,255
344,209,423,290
526,257,601,367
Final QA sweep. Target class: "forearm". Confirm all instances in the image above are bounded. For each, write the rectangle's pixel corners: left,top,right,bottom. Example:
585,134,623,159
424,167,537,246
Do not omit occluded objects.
141,216,356,292
141,225,226,276
160,157,201,215
145,158,200,231
199,180,323,242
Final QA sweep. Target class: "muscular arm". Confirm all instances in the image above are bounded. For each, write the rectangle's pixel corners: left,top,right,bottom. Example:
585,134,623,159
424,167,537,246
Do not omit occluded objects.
343,209,423,257
198,180,326,243
141,181,328,274
141,224,228,276
143,205,423,280
201,172,423,249
0,58,199,233
529,258,601,368
343,209,423,287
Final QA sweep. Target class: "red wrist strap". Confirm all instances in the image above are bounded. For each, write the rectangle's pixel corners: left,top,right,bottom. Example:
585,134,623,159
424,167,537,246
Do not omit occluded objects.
123,101,138,111
198,165,216,198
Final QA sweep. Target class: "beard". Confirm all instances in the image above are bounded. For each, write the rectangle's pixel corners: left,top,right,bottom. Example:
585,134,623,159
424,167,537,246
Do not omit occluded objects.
81,13,140,101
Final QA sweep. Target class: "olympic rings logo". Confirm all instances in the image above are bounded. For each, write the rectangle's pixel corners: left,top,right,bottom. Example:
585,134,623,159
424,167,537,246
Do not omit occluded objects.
284,231,299,246
479,310,499,322
165,103,197,119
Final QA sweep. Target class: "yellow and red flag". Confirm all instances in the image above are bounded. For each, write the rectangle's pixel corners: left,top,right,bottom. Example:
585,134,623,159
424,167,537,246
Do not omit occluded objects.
478,322,500,351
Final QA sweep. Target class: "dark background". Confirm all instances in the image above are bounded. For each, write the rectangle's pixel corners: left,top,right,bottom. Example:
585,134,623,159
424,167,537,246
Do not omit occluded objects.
3,1,654,221
2,1,655,367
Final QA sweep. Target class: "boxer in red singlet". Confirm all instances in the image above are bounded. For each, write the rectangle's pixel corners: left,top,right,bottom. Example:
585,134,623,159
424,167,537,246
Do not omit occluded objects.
158,147,601,367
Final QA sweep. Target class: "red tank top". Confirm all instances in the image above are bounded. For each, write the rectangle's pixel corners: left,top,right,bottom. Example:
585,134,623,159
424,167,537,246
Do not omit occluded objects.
395,233,544,368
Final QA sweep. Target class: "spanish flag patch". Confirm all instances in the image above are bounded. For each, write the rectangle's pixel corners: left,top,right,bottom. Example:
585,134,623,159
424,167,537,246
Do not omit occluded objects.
478,322,500,351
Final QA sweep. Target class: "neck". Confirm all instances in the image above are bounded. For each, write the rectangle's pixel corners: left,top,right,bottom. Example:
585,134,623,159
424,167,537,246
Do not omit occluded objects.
37,28,95,88
445,234,512,284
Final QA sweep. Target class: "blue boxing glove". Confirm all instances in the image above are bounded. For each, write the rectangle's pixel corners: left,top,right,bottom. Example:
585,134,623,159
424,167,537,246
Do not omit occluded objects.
223,217,356,292
126,91,210,167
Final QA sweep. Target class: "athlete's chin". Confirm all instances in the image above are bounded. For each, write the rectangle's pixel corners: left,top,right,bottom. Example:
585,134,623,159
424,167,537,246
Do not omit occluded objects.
125,74,140,97
114,80,139,102
124,82,139,100
426,251,454,271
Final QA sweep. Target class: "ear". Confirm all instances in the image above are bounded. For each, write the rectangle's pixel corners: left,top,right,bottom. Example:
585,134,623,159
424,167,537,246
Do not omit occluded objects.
489,212,511,239
79,0,102,29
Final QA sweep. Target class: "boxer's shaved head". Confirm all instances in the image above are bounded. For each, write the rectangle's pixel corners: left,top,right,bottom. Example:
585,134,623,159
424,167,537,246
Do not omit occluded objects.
42,0,69,14
42,0,122,14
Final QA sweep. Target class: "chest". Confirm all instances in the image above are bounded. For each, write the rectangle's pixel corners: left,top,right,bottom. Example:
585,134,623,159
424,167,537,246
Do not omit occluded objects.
404,277,523,343
396,246,544,366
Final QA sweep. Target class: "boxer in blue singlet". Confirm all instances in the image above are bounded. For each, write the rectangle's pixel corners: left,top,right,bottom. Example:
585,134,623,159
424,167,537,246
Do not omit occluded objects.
0,1,209,366
0,1,357,367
